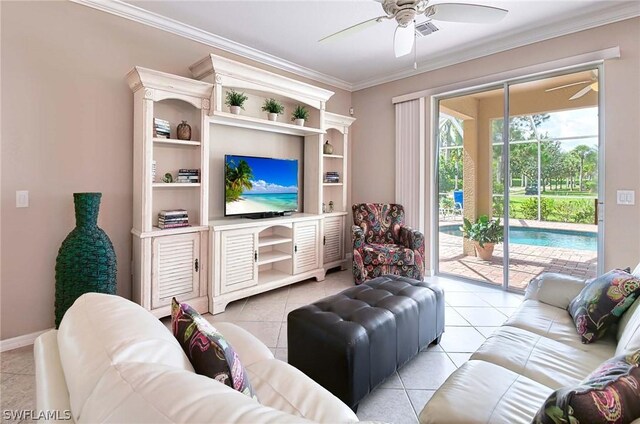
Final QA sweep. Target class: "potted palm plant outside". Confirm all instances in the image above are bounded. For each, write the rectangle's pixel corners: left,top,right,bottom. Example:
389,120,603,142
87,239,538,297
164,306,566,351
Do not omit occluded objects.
225,90,248,115
460,215,504,260
262,98,285,121
291,105,309,126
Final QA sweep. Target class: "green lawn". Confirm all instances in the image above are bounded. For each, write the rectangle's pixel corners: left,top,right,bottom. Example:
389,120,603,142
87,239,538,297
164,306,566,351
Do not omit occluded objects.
493,195,596,224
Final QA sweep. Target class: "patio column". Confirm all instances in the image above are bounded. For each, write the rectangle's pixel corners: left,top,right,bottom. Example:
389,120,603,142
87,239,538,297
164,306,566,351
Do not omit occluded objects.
462,118,478,255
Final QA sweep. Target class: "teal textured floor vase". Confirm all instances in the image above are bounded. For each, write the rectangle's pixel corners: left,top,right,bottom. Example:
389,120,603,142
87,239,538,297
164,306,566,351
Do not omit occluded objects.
55,193,117,327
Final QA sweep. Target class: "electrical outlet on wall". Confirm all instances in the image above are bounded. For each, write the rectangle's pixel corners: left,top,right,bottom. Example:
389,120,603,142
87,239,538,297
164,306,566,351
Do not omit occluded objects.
616,190,635,205
16,190,29,208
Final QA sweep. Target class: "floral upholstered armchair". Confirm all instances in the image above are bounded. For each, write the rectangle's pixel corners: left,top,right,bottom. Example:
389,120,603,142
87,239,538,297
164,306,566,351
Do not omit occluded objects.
352,203,425,285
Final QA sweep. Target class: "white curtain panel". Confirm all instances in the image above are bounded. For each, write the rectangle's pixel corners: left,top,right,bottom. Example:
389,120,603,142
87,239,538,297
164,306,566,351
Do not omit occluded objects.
395,98,425,232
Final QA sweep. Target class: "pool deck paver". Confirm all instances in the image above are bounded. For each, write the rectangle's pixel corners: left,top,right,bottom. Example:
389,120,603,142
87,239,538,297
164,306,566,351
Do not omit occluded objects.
438,218,597,290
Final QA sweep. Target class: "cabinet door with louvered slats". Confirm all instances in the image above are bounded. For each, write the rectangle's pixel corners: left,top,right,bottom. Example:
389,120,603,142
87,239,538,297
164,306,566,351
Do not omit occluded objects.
220,228,258,294
151,233,200,309
293,220,320,274
323,216,344,264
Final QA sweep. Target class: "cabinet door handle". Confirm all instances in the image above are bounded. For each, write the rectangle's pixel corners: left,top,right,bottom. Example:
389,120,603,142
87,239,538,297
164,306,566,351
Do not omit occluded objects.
254,251,258,262
294,245,297,253
323,236,326,246
194,258,199,272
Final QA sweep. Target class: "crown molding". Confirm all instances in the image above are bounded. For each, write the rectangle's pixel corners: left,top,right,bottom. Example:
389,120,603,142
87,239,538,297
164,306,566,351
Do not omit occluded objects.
352,1,640,91
71,0,638,93
70,0,354,92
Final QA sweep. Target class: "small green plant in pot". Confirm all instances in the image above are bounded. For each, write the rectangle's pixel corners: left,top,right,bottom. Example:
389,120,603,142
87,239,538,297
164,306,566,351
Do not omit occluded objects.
262,98,285,122
225,90,248,115
291,105,309,126
460,215,504,260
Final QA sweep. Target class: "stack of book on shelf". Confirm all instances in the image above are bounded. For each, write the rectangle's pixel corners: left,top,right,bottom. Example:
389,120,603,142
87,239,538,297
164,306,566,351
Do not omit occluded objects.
154,118,170,138
324,172,340,183
158,209,189,229
176,169,200,184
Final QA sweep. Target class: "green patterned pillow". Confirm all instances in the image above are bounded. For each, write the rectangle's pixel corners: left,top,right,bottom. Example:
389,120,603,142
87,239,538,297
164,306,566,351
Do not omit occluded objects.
568,269,640,343
533,350,640,424
171,298,258,400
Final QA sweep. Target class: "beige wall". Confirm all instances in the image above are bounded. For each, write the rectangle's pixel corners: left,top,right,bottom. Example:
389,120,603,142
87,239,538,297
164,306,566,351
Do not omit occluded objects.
351,18,640,272
0,1,351,340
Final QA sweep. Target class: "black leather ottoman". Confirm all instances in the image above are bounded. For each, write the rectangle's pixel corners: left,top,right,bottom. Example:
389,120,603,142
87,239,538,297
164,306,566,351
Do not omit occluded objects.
287,275,445,410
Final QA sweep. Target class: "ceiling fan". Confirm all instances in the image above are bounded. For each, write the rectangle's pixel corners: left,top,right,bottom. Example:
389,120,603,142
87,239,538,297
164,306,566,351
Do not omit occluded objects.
545,71,599,100
319,0,508,58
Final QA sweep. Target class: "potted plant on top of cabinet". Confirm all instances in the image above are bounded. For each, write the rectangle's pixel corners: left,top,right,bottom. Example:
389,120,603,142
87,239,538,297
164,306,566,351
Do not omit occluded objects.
291,105,309,127
460,215,504,261
262,98,285,122
225,89,248,115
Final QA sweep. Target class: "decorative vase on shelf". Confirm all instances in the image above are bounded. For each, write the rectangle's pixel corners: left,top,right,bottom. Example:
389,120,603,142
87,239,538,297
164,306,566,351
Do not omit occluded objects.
323,141,334,155
229,106,241,115
55,193,117,328
268,113,278,122
177,121,191,140
294,118,305,127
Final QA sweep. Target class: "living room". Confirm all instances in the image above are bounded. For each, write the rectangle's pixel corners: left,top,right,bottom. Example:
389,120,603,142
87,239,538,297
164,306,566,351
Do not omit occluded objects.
1,1,640,423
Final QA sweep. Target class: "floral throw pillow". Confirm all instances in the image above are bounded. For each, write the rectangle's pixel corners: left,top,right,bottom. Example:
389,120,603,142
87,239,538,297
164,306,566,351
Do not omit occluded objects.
533,350,640,424
171,298,257,400
568,270,640,343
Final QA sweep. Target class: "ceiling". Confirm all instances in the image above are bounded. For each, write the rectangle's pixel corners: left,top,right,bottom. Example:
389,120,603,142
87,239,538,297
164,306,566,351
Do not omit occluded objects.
114,0,639,90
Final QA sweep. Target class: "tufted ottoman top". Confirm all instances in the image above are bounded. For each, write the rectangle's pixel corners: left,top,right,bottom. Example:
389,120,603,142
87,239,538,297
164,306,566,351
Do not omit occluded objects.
296,275,442,331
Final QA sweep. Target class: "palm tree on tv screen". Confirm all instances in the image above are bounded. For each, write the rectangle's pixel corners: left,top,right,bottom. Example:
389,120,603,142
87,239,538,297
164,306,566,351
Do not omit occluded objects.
225,159,254,202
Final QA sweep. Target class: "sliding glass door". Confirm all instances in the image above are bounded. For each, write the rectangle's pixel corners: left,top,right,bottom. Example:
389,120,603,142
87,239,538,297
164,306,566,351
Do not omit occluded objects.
436,86,505,287
435,67,601,291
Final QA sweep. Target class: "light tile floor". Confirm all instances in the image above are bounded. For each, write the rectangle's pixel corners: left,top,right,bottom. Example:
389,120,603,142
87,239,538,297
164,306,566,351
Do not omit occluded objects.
0,271,522,424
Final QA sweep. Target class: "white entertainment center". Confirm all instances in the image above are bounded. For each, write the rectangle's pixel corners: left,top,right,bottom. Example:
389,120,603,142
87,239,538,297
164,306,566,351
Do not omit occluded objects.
127,54,354,317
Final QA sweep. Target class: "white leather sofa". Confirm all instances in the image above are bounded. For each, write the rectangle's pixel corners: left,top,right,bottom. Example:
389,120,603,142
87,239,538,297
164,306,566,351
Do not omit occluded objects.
420,265,640,424
34,293,359,423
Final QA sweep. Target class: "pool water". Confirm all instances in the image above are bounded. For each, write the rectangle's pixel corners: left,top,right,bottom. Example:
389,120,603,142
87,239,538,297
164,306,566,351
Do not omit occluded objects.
440,225,597,251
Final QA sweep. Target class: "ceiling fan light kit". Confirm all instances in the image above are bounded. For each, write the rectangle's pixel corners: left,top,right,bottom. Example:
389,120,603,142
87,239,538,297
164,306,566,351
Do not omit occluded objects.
319,0,508,60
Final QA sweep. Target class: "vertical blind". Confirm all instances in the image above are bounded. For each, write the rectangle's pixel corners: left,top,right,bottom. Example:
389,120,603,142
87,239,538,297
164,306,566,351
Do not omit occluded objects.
395,98,425,231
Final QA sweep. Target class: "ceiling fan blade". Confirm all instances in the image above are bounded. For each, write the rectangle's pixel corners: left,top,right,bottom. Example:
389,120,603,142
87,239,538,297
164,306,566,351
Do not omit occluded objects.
319,16,386,43
426,3,508,24
394,21,415,58
545,81,591,92
570,85,593,100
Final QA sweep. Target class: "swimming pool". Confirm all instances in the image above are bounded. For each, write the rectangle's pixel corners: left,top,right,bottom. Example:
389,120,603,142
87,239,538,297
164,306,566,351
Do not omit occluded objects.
439,225,597,251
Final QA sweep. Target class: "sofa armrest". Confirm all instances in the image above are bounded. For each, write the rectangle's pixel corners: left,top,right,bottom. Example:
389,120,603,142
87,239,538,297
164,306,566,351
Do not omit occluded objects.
399,226,424,251
34,330,73,422
246,359,358,423
525,273,587,309
352,225,365,250
212,322,274,367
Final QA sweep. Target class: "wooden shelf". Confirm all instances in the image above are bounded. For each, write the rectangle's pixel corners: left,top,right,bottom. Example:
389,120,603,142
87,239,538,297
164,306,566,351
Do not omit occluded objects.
258,269,291,285
133,225,209,239
152,183,201,188
323,183,343,186
323,154,344,159
322,211,349,217
153,138,201,146
257,251,292,266
210,110,325,136
259,235,293,247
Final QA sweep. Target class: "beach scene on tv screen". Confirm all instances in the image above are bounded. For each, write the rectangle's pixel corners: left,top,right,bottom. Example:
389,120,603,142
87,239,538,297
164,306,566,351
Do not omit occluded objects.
225,155,298,215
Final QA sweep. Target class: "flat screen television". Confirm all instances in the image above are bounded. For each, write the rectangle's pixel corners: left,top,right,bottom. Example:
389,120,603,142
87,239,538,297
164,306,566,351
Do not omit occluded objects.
224,154,299,217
